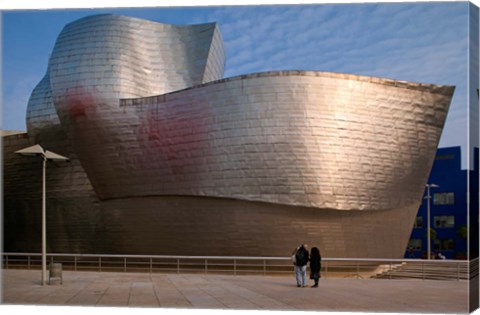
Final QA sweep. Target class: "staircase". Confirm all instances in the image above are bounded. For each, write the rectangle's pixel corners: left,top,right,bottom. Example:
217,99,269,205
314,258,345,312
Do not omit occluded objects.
372,260,472,280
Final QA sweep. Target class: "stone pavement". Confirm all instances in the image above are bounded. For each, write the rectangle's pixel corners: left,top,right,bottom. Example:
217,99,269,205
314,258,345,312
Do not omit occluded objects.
0,269,470,313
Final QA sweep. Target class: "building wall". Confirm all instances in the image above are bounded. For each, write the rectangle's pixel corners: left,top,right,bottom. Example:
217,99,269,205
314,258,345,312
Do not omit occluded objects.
4,189,419,258
57,70,454,211
3,132,100,253
407,147,479,259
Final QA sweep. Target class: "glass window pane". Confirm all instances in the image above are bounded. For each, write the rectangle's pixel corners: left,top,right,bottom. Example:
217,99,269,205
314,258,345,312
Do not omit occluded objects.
434,239,455,251
414,216,423,228
433,192,455,205
408,239,422,250
433,215,455,228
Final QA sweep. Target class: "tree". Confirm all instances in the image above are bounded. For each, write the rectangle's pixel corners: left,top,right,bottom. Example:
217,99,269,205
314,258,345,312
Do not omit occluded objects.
457,224,468,240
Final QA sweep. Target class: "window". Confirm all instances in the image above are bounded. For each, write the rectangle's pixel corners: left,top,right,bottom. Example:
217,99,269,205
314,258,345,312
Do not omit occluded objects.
434,239,455,251
408,239,422,250
433,192,454,205
434,215,455,228
413,216,423,228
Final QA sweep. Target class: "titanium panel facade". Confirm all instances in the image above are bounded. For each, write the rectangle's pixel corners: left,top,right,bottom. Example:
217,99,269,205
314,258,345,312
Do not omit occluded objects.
3,14,454,258
115,72,452,211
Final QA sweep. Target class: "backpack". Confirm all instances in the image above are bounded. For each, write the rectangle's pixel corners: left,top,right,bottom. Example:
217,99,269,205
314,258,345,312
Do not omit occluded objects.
295,247,308,266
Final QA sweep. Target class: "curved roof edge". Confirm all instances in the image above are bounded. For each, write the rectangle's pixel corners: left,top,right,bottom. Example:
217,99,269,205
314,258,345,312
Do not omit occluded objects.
121,70,455,106
63,13,218,30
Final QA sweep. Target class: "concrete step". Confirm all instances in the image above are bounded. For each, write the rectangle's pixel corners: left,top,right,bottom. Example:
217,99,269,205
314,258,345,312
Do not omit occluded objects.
372,261,470,280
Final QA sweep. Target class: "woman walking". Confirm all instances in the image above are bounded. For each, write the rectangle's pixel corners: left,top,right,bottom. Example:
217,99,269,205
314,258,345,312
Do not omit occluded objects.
309,247,321,287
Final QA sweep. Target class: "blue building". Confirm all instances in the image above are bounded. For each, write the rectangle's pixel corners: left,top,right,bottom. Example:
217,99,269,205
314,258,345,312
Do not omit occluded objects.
406,147,479,259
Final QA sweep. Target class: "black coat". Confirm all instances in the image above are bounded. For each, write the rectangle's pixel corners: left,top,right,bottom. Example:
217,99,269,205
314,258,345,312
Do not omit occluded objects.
295,247,309,266
310,254,321,274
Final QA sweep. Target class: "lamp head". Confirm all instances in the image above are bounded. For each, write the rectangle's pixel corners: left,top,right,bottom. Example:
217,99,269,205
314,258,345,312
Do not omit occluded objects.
15,144,69,162
45,150,69,162
15,144,45,157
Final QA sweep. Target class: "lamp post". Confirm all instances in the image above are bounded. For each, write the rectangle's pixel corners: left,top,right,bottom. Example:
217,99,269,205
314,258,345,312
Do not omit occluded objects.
425,183,439,260
15,144,69,285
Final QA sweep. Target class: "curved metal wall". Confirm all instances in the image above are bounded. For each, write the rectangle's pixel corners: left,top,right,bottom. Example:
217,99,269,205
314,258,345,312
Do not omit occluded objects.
26,67,59,143
81,71,452,211
34,14,225,198
49,14,224,98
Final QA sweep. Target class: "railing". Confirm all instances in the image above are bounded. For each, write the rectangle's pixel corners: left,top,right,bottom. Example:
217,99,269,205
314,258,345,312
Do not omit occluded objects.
1,253,474,281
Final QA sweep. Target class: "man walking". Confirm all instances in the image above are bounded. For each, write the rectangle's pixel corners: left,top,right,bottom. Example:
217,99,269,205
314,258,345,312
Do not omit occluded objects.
292,244,309,287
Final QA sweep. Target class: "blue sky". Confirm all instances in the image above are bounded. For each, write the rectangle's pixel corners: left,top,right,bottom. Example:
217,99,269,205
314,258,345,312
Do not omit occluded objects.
1,2,478,168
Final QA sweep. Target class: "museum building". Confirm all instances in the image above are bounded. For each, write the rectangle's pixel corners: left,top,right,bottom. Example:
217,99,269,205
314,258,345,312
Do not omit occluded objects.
3,14,455,258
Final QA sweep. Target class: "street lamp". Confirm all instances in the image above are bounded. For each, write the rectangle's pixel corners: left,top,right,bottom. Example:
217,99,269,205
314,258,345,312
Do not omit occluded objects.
15,144,69,285
425,183,439,260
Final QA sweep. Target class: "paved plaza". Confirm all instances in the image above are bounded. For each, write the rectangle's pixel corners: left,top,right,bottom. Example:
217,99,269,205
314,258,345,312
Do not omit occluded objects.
0,269,471,313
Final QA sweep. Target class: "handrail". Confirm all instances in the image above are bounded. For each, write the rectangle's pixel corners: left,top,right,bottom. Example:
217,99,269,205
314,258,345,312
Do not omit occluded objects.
2,252,475,281
2,252,474,263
